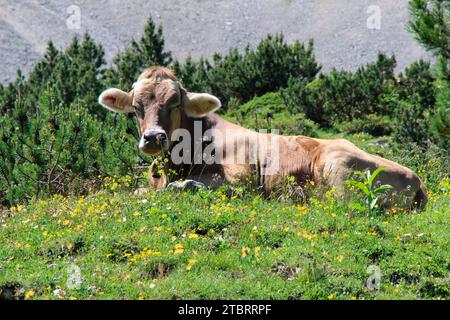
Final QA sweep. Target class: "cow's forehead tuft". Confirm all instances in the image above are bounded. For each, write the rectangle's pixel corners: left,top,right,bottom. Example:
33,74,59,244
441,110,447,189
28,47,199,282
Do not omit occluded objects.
138,66,177,81
132,79,155,91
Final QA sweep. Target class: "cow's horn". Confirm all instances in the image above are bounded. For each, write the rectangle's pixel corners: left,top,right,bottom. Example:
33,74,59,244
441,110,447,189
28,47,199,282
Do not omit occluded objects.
170,80,181,109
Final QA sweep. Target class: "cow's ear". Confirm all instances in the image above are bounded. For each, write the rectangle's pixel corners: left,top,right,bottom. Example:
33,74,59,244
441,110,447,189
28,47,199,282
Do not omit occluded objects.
98,88,134,113
183,92,221,118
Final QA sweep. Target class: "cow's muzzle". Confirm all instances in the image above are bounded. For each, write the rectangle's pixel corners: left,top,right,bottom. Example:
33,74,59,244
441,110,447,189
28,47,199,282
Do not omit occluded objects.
139,130,169,154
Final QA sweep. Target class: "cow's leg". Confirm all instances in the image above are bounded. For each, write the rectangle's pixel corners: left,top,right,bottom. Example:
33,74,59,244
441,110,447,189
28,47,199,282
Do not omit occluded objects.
135,160,169,195
319,161,349,199
322,156,422,209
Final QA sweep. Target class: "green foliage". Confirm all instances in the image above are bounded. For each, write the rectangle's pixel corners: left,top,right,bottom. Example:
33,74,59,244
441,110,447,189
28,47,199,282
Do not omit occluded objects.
394,61,436,145
394,100,433,145
172,56,212,93
0,71,27,116
407,0,450,149
105,17,172,89
28,35,106,116
397,60,436,107
346,168,393,214
282,53,397,127
0,88,143,206
336,114,394,137
430,78,450,149
236,92,287,118
0,17,192,206
175,34,321,108
228,92,319,137
0,35,106,118
0,35,151,206
408,0,450,81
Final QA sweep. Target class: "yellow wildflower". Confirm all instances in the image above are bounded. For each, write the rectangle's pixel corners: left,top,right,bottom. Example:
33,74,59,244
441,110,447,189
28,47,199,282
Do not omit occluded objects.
24,290,35,299
173,244,184,255
297,230,317,240
254,246,261,258
139,227,147,233
188,233,199,240
186,259,198,270
241,247,251,257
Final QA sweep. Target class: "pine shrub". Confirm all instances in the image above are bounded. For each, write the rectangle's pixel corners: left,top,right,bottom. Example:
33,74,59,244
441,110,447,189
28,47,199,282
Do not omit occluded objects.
0,89,142,206
282,53,397,127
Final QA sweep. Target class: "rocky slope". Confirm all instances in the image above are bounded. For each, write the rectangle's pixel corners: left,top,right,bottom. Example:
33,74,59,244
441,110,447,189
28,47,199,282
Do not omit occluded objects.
0,0,431,84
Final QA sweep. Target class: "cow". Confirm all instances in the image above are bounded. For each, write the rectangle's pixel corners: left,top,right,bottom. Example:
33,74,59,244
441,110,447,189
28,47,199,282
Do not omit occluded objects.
98,66,427,210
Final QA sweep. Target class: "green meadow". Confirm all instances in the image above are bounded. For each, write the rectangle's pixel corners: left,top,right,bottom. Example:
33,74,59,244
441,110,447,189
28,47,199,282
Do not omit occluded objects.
1,132,448,300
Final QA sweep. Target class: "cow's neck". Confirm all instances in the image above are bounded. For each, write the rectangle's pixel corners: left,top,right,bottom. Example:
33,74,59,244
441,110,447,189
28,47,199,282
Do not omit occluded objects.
166,111,318,186
165,111,221,175
168,110,273,166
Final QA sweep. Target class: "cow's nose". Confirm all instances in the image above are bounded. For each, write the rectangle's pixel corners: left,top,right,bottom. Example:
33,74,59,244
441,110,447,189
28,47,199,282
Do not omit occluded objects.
143,131,168,148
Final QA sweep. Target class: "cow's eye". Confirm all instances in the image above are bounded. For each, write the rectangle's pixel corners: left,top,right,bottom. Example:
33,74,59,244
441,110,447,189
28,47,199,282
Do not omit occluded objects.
133,104,145,119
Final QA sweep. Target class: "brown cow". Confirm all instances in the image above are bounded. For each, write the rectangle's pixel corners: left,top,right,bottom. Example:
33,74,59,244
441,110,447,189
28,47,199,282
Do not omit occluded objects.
99,66,427,210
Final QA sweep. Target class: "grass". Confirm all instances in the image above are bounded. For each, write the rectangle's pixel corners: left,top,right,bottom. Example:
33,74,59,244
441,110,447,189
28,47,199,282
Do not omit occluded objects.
1,132,448,300
1,181,449,300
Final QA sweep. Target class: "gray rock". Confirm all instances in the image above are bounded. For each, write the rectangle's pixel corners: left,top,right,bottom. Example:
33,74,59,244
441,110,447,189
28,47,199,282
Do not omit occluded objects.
167,180,205,191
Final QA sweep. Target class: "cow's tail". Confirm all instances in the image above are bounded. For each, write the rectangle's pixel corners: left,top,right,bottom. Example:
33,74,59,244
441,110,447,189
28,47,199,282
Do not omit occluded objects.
413,182,428,211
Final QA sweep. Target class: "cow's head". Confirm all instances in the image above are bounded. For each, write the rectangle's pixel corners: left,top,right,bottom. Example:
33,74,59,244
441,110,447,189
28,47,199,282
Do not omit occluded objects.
98,67,221,154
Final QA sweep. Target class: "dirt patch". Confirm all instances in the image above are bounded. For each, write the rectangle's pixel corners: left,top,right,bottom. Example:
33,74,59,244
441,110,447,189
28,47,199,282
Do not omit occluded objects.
42,239,85,259
106,241,140,263
0,283,25,300
419,279,450,298
141,261,175,279
272,262,301,281
389,271,420,284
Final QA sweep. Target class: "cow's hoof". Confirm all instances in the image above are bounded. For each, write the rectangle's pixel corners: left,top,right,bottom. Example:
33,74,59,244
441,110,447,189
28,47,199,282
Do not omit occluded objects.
134,188,149,195
167,180,205,191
